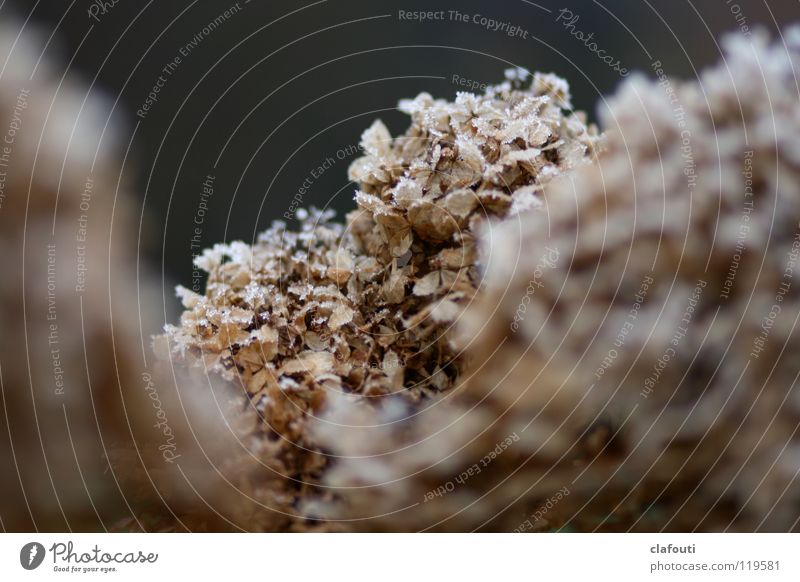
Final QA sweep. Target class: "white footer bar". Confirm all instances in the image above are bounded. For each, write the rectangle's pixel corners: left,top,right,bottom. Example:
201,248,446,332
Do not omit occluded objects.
1,533,797,580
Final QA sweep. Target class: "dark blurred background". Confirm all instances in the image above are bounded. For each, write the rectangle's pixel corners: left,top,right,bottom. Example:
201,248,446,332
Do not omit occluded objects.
9,0,798,316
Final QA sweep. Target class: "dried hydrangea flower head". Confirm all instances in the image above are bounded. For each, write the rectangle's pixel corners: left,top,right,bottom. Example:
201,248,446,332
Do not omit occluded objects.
345,67,601,396
156,70,601,530
348,68,599,256
318,29,800,532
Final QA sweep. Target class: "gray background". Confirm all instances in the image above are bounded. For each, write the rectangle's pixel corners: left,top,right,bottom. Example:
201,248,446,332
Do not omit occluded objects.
12,0,799,303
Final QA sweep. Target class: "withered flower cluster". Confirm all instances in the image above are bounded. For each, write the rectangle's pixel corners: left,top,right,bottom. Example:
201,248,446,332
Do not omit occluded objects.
155,69,601,530
346,69,601,389
320,29,800,532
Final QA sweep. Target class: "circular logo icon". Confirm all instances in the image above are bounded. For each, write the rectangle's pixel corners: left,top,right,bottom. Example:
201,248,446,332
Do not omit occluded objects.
20,542,45,570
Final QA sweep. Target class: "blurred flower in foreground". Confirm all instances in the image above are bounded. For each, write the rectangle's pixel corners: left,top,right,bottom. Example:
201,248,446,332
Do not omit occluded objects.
0,20,156,530
319,28,800,532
